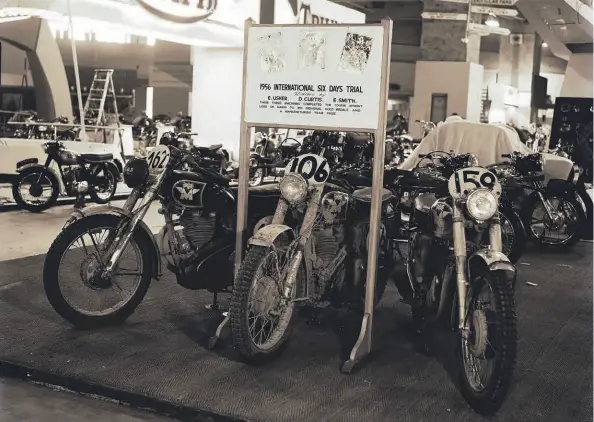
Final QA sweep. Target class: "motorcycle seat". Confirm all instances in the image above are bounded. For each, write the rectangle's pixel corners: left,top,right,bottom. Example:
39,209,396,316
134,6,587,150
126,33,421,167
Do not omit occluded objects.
79,153,113,163
352,187,393,203
196,144,222,152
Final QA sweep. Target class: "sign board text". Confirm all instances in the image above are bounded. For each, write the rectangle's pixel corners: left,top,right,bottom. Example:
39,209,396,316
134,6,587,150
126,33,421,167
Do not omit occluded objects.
421,12,468,21
243,25,386,130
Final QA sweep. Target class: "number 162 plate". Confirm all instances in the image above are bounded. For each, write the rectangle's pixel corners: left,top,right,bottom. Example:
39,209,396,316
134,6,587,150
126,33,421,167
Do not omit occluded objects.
448,166,502,198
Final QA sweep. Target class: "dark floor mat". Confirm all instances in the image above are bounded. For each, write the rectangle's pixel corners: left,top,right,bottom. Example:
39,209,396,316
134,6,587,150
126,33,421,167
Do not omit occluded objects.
0,244,592,422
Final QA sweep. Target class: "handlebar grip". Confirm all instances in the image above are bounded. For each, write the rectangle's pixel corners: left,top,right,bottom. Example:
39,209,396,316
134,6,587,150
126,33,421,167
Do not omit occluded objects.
418,154,428,158
501,154,512,158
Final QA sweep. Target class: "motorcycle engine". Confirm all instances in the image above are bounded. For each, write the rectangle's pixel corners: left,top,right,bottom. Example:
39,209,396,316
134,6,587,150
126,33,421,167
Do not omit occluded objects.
178,210,216,251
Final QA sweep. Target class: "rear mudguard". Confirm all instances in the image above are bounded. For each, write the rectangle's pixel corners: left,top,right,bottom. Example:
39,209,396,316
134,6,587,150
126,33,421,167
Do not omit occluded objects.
468,249,517,288
65,204,161,279
105,161,121,181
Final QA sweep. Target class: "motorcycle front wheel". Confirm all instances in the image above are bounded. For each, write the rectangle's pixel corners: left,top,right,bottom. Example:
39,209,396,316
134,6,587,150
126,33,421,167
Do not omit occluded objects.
230,239,305,363
12,167,60,212
526,194,585,249
43,214,153,329
458,269,517,416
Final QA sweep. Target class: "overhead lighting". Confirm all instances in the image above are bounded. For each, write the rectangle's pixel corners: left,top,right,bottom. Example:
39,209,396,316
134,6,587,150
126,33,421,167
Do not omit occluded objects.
485,13,500,28
542,42,548,47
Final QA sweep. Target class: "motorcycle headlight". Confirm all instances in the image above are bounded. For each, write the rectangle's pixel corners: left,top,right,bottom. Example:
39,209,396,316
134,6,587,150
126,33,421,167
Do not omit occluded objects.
279,173,308,204
466,189,498,221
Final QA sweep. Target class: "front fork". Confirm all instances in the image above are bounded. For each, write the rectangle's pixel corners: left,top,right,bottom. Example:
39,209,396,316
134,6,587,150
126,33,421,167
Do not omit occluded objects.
102,184,158,275
276,188,322,299
453,202,504,335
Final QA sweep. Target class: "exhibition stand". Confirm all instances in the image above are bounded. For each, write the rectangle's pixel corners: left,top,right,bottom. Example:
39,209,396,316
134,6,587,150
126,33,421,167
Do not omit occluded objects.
203,18,393,372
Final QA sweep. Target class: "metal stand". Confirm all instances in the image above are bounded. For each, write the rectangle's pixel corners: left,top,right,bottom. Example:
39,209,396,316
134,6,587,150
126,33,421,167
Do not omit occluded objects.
340,19,393,374
205,292,223,311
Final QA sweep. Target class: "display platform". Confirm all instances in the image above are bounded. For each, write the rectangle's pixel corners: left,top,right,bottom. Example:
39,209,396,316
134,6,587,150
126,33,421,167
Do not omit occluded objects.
0,245,591,422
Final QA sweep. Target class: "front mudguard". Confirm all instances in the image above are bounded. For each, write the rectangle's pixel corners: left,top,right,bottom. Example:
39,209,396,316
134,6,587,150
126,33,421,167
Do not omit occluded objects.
248,224,296,248
468,249,517,288
64,204,161,280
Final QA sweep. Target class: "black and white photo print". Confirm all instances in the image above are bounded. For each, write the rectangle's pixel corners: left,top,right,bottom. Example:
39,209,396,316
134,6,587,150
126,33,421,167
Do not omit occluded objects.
298,32,326,70
257,32,286,73
338,32,373,74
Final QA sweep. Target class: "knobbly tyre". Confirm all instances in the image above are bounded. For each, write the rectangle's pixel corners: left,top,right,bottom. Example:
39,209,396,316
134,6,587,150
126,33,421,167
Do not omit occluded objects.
229,152,396,363
389,163,517,415
42,144,279,329
12,139,120,212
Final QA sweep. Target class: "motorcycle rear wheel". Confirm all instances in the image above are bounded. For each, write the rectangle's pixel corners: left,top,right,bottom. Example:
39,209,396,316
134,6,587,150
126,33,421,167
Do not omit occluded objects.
458,269,517,416
230,239,305,363
89,164,119,204
12,167,59,213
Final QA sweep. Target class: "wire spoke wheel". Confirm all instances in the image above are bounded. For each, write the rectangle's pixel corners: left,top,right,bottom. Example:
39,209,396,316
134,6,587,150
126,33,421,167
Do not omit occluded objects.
43,214,153,329
57,225,143,317
530,197,580,245
93,168,116,201
246,247,294,350
230,238,304,363
458,269,517,415
18,173,54,205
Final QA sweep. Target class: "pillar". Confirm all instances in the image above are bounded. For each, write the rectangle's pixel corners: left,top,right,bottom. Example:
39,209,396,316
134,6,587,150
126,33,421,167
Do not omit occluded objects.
497,33,542,126
190,47,244,158
409,1,484,138
0,18,72,120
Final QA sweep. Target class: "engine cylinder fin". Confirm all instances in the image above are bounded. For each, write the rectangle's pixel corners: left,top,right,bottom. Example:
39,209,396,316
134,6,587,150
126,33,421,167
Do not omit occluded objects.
179,211,216,251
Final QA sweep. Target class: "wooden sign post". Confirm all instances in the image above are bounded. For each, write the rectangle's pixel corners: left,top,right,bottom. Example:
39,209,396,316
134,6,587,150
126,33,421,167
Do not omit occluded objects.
226,17,393,372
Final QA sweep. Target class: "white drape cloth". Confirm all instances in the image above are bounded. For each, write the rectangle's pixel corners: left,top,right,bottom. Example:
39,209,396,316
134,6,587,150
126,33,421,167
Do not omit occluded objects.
399,120,573,181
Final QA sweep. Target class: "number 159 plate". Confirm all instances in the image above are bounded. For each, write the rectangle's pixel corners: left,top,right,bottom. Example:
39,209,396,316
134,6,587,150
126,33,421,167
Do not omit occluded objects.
448,166,502,198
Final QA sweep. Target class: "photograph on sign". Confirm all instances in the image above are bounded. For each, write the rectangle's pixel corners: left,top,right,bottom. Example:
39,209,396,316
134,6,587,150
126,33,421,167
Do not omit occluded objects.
244,25,385,130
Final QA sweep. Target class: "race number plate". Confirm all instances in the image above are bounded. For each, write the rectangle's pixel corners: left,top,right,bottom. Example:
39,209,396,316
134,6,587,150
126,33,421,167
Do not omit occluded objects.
284,154,330,185
146,144,171,175
448,166,502,198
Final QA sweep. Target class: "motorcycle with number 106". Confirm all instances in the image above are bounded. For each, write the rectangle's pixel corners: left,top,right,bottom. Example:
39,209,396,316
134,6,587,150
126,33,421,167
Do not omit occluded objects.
230,152,395,363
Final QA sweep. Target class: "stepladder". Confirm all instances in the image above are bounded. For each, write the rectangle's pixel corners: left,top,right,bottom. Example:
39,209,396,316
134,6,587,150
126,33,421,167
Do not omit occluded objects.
83,69,120,131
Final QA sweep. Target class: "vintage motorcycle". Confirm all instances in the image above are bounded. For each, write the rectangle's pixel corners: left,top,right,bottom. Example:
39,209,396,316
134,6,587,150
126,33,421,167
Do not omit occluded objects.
229,153,395,363
42,144,279,329
388,163,517,416
248,132,302,186
490,151,587,249
12,139,119,212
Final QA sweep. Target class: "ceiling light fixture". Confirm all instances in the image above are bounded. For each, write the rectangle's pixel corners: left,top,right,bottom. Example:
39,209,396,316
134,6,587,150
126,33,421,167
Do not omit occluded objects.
542,42,548,47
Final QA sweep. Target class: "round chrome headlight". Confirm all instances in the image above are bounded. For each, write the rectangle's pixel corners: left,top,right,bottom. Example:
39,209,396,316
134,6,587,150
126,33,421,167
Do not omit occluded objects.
466,189,498,221
280,173,308,204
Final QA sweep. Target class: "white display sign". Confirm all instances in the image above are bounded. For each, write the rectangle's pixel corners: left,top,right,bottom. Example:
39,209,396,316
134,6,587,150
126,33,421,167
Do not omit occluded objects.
468,23,511,36
473,0,518,5
471,5,519,16
243,25,386,130
421,12,468,21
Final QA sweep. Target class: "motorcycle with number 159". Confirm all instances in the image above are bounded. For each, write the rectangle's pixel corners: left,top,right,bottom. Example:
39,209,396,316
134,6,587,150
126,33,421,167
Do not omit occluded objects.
392,163,517,415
